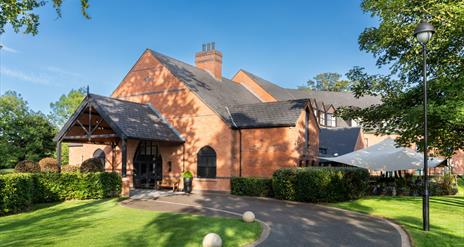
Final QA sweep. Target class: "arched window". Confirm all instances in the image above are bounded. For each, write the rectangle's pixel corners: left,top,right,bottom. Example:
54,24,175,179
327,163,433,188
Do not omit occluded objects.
93,149,106,166
197,146,216,178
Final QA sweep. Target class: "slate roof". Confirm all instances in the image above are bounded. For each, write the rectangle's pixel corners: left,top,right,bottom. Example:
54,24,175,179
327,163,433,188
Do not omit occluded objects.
240,70,381,109
228,99,308,128
149,50,261,123
55,94,184,143
319,127,361,158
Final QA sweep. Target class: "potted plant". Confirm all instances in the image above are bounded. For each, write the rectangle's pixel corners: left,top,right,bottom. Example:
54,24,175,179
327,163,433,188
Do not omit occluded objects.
182,171,193,193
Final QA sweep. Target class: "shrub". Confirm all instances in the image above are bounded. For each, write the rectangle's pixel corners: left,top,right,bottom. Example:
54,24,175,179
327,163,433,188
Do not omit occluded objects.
369,174,458,196
61,164,80,173
14,160,40,173
80,158,104,173
0,172,121,215
272,167,369,203
182,171,193,178
0,173,34,215
32,172,122,202
38,157,59,172
272,168,298,201
231,177,273,197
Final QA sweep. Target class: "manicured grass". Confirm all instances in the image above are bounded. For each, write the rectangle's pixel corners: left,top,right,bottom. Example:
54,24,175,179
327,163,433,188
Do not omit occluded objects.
0,169,14,174
331,177,464,247
0,199,261,247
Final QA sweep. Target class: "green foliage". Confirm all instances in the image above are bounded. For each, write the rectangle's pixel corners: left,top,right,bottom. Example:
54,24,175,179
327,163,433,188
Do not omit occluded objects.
0,0,90,35
0,172,121,216
49,88,86,128
272,168,298,201
32,172,122,202
38,157,58,173
80,158,104,173
369,174,458,196
14,160,40,173
0,173,34,215
231,177,273,197
339,0,464,157
0,169,14,175
182,171,193,178
0,91,56,168
299,72,351,92
272,167,370,202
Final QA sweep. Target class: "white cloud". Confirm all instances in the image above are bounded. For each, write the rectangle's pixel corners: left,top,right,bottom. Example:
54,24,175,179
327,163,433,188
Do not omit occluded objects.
45,66,82,78
0,44,19,53
1,67,50,85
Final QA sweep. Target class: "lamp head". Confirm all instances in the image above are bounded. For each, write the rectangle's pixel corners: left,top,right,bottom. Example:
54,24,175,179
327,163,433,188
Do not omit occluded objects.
414,20,435,45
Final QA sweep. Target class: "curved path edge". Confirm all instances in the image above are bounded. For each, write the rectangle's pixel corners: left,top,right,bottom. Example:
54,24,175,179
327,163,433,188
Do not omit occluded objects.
318,204,412,247
237,195,412,247
120,199,271,247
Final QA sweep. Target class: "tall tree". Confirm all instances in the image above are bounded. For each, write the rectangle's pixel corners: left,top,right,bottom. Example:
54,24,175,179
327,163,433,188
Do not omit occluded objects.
0,0,90,35
49,88,86,165
338,0,464,157
49,87,86,128
299,72,351,92
0,91,56,168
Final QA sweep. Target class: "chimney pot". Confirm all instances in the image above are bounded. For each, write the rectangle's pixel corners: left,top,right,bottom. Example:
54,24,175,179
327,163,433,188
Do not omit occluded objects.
195,42,222,80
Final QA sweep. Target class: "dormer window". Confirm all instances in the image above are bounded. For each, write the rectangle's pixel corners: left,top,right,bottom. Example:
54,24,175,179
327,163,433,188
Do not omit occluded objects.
320,112,326,126
327,113,336,127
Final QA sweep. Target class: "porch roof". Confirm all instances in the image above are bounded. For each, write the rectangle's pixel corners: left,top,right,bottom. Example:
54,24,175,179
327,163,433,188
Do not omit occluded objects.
54,94,184,144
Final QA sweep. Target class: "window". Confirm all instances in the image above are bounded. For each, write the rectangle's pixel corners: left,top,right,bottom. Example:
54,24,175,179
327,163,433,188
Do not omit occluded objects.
93,149,106,166
320,112,326,126
197,146,216,178
326,113,336,127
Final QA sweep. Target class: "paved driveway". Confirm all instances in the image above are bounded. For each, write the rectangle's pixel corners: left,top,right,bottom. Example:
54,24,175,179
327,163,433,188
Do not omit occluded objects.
122,192,406,247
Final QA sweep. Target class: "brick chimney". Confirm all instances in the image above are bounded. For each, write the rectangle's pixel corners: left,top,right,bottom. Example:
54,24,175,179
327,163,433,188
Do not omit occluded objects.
195,42,222,80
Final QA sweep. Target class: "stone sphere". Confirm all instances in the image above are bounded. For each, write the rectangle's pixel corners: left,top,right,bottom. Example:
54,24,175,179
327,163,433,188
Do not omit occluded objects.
202,233,222,247
242,211,255,223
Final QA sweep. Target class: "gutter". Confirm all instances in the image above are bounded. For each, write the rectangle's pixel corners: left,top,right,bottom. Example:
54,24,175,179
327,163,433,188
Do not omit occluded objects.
226,107,242,177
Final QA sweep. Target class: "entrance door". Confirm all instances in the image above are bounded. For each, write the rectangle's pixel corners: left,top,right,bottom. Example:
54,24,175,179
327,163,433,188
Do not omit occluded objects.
133,141,162,189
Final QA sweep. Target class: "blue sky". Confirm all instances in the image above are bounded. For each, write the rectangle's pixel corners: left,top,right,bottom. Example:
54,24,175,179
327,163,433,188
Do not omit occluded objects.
1,0,382,113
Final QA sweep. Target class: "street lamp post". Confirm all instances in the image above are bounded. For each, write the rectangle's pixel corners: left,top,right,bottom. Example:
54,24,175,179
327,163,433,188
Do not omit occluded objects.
414,20,435,232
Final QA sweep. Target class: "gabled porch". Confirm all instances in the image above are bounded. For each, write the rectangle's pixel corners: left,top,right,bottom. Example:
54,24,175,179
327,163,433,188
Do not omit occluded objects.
54,93,184,194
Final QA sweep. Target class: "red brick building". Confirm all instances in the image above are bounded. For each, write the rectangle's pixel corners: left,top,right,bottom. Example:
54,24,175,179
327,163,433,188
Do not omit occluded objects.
55,44,462,195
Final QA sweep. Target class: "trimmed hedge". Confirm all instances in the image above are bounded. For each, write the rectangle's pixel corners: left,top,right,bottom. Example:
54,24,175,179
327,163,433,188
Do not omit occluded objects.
80,158,104,173
0,172,121,216
272,167,370,203
231,177,273,197
15,160,40,173
61,164,80,173
38,157,59,173
0,174,34,215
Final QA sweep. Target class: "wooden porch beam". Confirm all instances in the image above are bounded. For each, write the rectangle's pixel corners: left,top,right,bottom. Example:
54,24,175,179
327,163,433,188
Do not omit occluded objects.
121,138,127,177
62,134,119,140
56,140,62,172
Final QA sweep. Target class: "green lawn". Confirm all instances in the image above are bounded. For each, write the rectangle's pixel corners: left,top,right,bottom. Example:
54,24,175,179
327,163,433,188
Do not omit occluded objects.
0,199,261,247
331,177,464,247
